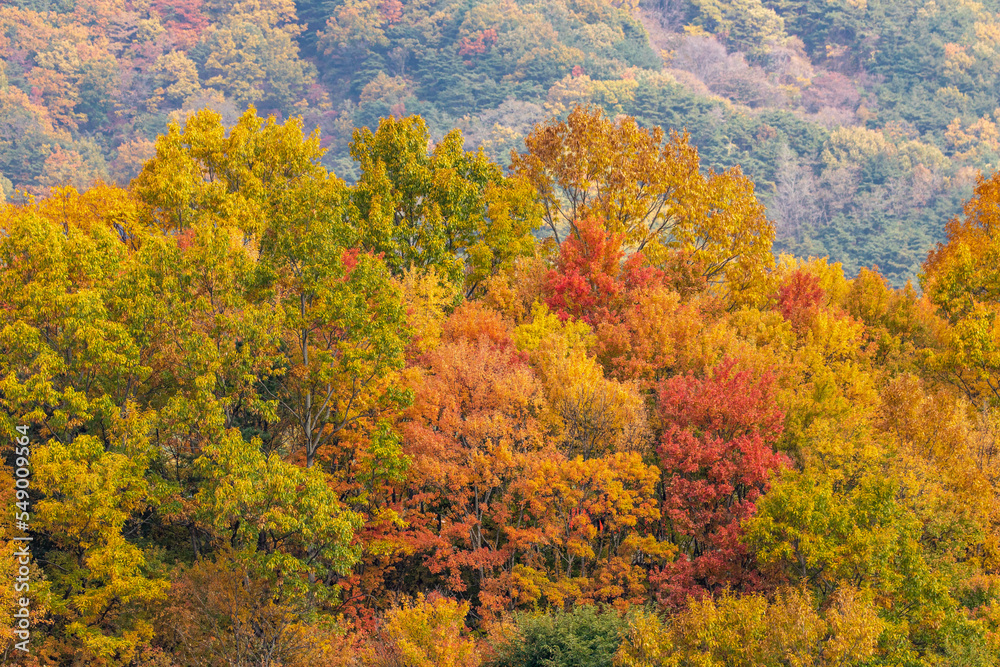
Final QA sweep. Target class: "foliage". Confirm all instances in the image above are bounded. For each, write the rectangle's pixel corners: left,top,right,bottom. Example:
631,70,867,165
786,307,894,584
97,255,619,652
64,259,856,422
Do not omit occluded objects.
0,0,994,285
513,106,774,297
5,54,1000,662
484,605,628,667
378,594,480,667
922,171,1000,405
349,114,541,294
614,587,883,667
652,359,787,606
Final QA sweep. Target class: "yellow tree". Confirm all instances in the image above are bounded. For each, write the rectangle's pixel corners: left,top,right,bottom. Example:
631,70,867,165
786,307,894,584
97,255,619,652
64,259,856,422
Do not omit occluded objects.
511,106,774,297
131,107,411,470
513,450,666,610
614,587,883,667
131,106,327,236
376,594,479,667
922,171,1000,405
0,199,170,663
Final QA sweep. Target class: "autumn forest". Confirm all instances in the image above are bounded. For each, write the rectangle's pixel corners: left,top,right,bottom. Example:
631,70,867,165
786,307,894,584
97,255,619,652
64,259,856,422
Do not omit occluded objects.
4,0,1000,666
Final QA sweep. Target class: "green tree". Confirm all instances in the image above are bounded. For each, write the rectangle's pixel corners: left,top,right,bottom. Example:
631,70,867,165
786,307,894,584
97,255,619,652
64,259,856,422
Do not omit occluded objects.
350,114,541,295
485,605,627,667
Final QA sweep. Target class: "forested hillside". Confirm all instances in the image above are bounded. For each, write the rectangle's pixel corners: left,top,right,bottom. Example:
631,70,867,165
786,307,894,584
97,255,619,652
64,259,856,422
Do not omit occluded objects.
4,102,1000,665
2,0,999,283
6,2,1000,663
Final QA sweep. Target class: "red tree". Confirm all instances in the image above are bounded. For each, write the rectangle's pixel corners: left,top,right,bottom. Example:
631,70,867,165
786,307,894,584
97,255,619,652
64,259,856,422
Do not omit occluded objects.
545,217,660,325
651,359,788,607
151,0,209,46
777,269,824,334
458,29,498,57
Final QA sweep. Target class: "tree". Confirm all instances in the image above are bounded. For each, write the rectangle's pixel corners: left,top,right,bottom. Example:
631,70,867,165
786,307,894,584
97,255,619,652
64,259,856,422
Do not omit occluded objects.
513,451,666,609
685,0,787,59
31,408,170,664
156,550,343,667
259,180,409,469
400,302,549,612
922,171,1000,405
514,302,652,460
511,106,774,296
132,108,411,469
131,107,327,235
193,429,363,573
198,0,316,109
486,605,627,667
316,0,395,63
538,216,714,390
652,359,787,607
544,217,661,326
374,594,480,667
350,114,541,295
614,586,884,667
151,50,202,107
776,268,825,334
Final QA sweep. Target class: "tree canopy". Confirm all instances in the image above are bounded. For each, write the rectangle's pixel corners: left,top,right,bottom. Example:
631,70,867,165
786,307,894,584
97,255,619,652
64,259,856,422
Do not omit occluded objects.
2,103,1000,665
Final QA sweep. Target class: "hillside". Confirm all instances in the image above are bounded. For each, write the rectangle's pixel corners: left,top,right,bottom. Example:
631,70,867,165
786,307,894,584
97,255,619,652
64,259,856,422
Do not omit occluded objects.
9,2,1000,662
638,0,1000,281
2,0,999,284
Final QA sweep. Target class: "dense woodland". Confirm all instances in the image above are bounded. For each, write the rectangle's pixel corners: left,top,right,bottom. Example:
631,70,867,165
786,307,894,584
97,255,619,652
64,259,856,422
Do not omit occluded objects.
3,101,1000,665
5,0,1000,665
2,0,1000,284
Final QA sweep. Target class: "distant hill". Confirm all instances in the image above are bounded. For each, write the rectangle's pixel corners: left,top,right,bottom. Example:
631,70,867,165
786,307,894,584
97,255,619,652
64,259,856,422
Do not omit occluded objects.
2,0,998,284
